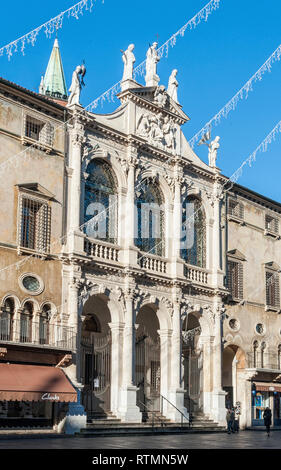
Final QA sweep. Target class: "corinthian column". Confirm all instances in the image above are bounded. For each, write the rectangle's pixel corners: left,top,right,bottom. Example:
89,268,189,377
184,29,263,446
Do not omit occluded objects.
211,296,226,425
171,167,184,277
212,181,224,287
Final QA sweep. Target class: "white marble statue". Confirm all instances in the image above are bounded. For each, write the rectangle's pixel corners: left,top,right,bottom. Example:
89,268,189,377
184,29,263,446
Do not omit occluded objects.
68,64,86,107
145,42,160,87
208,136,220,167
167,69,178,103
121,44,136,82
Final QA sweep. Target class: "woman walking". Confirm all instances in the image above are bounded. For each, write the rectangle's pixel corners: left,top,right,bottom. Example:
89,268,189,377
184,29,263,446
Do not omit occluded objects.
263,407,272,437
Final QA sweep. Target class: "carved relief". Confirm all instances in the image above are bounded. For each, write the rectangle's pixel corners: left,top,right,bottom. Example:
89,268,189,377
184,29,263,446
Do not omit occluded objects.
136,112,177,152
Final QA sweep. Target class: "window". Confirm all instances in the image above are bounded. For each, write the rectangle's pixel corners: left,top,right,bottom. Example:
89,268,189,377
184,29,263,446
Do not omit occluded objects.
24,115,54,147
84,160,117,244
265,214,279,234
228,199,244,220
181,197,206,268
20,302,33,343
19,197,51,252
253,341,259,368
266,271,280,308
135,179,164,256
39,305,50,345
0,298,14,341
227,260,243,299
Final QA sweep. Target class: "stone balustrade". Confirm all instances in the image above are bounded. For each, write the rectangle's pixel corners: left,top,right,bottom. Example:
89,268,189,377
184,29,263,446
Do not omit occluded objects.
184,264,209,284
138,252,167,274
84,238,120,262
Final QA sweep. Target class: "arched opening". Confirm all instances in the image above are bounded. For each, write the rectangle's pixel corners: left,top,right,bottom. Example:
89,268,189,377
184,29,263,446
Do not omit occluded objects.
39,304,50,345
0,298,15,341
84,159,117,243
182,313,202,414
80,295,111,417
20,301,33,343
222,345,246,409
135,179,165,256
181,196,206,268
135,305,161,416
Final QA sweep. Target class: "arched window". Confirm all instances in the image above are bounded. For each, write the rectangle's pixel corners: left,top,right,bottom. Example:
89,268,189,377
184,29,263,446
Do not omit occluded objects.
0,298,14,341
84,160,117,243
261,341,266,368
181,197,206,268
135,179,164,256
39,304,50,345
20,302,33,343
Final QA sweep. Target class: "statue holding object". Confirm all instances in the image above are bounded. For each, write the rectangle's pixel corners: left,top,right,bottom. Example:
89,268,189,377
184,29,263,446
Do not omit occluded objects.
67,64,86,107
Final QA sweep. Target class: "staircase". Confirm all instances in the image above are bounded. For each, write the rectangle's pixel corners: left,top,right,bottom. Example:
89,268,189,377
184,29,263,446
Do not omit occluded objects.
77,411,225,437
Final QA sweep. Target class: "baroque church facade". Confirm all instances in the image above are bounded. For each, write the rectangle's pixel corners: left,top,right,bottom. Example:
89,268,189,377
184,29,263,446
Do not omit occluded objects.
0,39,280,433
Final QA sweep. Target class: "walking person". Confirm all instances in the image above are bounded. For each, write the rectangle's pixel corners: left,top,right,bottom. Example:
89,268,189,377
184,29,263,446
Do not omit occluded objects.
263,407,272,437
226,408,234,434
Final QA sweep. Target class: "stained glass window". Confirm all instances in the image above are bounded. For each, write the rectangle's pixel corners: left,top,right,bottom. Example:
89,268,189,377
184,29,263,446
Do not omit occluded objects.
84,159,117,244
135,179,164,256
181,197,206,268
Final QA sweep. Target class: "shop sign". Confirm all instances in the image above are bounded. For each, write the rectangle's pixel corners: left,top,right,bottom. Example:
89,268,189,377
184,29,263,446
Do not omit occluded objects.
41,393,60,401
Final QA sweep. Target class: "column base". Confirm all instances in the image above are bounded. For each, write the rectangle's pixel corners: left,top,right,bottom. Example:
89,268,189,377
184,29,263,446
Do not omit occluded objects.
117,386,142,423
211,390,227,426
165,389,189,423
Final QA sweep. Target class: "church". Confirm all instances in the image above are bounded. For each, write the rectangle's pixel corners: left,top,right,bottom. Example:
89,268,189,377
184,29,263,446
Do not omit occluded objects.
0,38,280,434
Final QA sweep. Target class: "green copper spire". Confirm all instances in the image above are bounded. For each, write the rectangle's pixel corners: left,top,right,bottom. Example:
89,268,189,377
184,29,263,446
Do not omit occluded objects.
40,38,67,100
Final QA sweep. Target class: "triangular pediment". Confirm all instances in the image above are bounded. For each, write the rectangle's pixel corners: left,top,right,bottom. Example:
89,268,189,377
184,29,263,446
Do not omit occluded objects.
16,183,55,200
264,261,280,271
227,249,246,261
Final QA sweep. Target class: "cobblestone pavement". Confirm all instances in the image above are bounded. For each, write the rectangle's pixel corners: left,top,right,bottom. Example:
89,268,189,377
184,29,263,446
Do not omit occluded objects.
0,431,280,449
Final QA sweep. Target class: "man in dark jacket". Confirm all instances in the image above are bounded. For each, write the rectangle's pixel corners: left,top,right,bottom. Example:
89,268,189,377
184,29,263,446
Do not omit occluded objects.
263,407,272,437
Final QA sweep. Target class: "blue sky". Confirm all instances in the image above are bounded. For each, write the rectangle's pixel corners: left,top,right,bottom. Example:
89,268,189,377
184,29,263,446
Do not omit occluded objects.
1,0,281,202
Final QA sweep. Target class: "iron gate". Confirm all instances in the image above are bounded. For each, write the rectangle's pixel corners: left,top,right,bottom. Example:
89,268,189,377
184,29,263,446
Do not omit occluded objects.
81,332,111,417
135,332,161,412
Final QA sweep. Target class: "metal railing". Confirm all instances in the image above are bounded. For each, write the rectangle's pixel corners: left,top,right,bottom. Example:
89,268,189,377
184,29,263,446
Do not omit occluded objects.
0,317,76,351
137,400,166,428
160,394,190,428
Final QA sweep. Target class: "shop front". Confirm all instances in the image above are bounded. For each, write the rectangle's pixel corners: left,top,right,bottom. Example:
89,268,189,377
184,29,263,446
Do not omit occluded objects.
0,363,77,428
252,382,281,427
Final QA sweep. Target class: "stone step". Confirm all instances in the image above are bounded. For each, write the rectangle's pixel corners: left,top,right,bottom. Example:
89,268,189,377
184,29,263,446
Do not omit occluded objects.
77,425,226,437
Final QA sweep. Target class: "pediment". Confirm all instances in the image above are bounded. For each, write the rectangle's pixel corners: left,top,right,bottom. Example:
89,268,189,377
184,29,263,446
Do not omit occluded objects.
227,249,246,261
16,183,55,200
264,261,280,271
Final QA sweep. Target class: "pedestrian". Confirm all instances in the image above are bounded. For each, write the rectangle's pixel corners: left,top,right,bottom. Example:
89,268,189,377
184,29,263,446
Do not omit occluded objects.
230,408,235,433
263,407,272,437
226,408,233,434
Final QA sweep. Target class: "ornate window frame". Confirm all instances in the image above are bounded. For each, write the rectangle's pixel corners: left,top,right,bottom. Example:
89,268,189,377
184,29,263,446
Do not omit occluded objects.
19,273,45,296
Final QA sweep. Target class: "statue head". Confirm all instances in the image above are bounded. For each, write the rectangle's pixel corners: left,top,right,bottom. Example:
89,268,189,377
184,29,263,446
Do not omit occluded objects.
215,136,220,142
172,69,178,76
128,44,135,51
152,42,158,49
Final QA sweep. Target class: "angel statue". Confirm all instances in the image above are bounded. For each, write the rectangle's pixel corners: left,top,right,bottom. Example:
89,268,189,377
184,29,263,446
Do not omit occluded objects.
121,44,136,82
167,69,179,103
67,64,86,107
198,131,220,168
208,136,220,167
145,42,160,87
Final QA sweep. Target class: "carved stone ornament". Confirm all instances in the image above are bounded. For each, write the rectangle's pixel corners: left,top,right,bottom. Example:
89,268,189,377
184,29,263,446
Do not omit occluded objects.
136,112,177,152
154,85,168,108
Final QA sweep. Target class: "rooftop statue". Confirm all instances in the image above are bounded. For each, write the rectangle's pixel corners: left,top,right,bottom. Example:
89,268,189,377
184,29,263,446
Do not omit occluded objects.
208,136,220,168
67,64,86,107
145,42,160,87
167,69,179,103
121,44,136,82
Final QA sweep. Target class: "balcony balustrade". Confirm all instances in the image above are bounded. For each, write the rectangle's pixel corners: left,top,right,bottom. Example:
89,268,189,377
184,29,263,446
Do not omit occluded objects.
138,252,167,274
184,264,209,285
84,238,120,262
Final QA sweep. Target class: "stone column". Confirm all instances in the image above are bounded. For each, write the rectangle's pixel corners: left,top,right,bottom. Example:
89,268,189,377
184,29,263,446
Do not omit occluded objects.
118,289,142,422
200,335,214,417
211,298,226,425
211,182,224,288
109,322,124,416
68,109,85,253
158,329,172,417
167,288,188,421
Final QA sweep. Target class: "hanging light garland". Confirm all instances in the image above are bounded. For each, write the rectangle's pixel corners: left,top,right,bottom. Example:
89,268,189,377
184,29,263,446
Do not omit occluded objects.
189,43,281,148
86,0,221,112
0,0,99,60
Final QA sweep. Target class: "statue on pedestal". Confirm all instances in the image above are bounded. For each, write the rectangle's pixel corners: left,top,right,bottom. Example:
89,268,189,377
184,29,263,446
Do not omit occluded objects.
167,69,179,103
145,42,160,87
121,44,136,82
68,64,86,107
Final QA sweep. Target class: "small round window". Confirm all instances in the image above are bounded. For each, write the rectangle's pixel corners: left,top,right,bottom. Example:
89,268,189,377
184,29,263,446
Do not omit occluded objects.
19,273,44,295
256,323,264,335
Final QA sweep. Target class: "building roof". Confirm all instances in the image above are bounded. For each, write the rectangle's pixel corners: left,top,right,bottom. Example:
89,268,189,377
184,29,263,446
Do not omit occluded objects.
41,39,67,100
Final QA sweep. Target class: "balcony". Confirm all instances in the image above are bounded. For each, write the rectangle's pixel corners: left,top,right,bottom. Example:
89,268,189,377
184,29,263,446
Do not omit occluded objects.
0,318,76,351
247,352,281,371
84,238,120,263
138,252,167,274
184,264,209,285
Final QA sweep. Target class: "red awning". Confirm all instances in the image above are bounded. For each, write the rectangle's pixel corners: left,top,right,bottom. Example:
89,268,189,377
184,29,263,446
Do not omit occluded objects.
0,363,77,402
255,381,281,392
